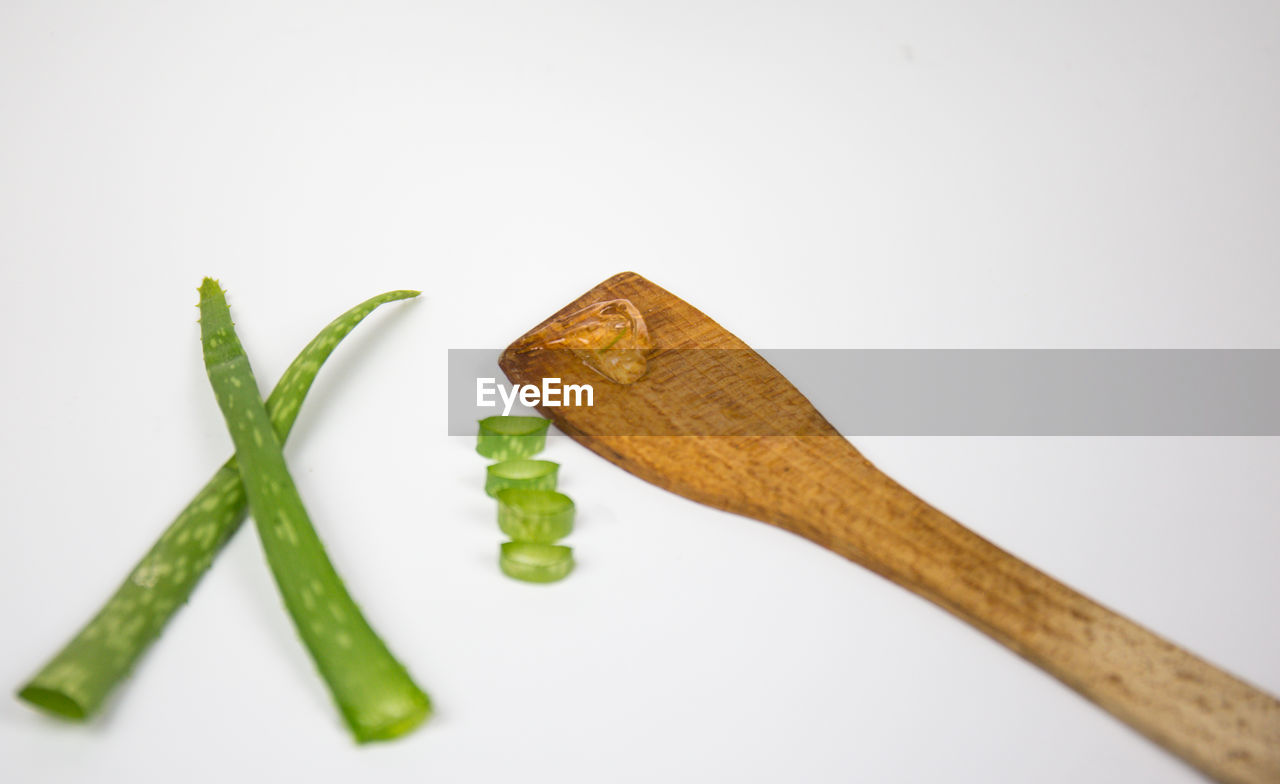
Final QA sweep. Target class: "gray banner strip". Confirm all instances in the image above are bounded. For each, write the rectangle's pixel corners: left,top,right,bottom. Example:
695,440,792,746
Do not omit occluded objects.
449,349,1280,435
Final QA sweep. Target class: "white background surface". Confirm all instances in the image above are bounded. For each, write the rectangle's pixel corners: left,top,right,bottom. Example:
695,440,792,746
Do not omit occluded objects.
2,2,1278,782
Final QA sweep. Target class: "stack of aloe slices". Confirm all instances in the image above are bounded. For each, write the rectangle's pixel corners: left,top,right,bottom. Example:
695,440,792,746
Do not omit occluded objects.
16,280,429,743
476,416,576,583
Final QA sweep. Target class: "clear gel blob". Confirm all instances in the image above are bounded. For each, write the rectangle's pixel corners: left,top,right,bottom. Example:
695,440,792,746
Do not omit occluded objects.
514,299,654,384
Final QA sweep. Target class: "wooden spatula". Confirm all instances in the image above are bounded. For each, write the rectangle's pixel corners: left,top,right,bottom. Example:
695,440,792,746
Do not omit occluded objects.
499,271,1279,784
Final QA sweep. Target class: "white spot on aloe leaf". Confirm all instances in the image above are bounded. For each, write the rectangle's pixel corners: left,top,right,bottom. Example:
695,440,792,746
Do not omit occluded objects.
131,561,171,588
277,510,299,546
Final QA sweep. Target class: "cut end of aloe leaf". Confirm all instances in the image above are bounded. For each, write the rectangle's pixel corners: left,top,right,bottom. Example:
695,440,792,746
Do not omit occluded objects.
17,686,88,721
476,416,550,460
347,691,433,744
496,488,575,543
499,541,575,584
485,459,559,498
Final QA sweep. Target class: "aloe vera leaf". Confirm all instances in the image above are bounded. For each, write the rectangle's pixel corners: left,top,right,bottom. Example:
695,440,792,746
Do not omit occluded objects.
198,279,430,743
17,289,419,721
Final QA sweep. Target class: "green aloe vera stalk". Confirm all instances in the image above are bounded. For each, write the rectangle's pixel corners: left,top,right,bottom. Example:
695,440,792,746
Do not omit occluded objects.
496,488,575,544
198,279,429,743
476,416,550,460
17,289,419,721
499,541,575,583
484,459,559,498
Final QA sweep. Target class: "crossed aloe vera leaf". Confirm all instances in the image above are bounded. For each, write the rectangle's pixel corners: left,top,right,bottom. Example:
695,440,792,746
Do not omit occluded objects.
18,287,423,738
197,279,430,741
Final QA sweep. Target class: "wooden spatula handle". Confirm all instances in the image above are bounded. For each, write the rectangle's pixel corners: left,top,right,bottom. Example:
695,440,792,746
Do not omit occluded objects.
780,451,1280,784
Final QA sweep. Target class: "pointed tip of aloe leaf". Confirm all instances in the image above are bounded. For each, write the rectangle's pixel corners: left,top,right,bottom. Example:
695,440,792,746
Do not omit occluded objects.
198,278,224,298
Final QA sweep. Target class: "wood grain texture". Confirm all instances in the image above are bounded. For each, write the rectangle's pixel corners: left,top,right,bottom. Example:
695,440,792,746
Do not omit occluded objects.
500,271,1280,784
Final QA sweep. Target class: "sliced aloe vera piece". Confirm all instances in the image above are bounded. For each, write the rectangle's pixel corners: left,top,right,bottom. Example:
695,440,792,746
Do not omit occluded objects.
476,416,550,460
499,541,575,583
496,489,575,544
485,459,559,498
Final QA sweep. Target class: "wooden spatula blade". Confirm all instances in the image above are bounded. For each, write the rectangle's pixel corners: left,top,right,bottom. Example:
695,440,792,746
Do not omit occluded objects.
499,271,845,519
